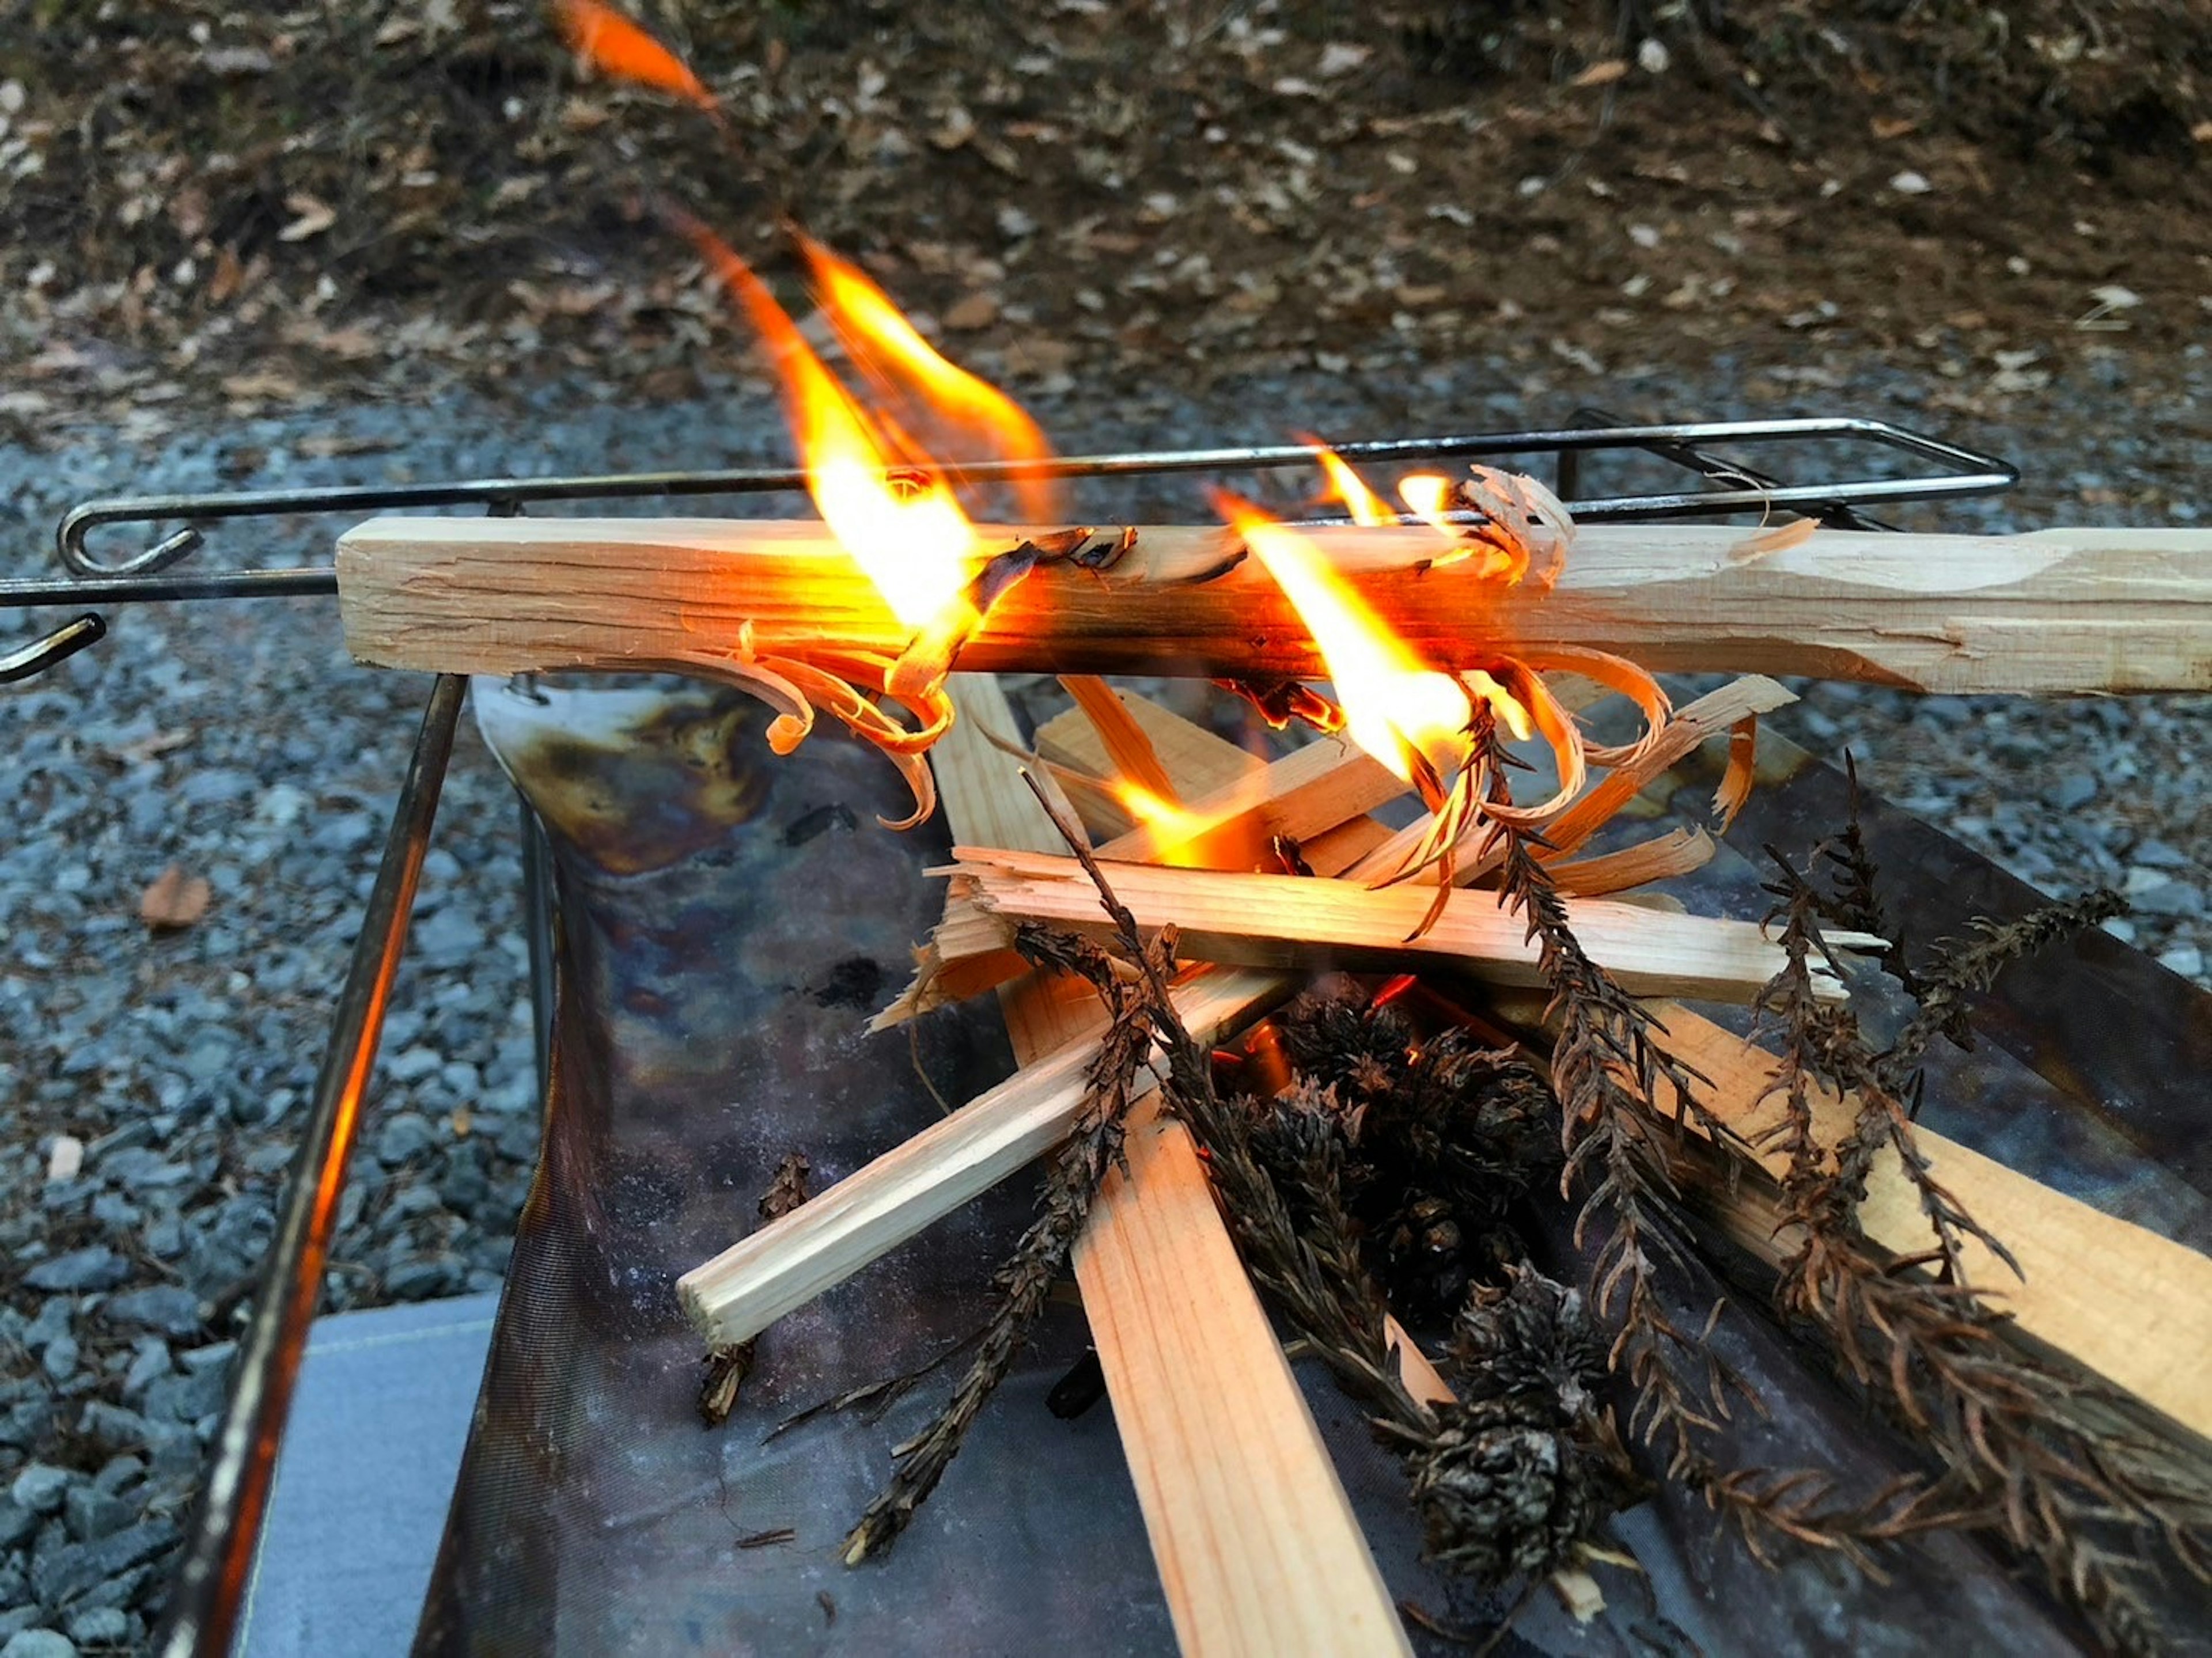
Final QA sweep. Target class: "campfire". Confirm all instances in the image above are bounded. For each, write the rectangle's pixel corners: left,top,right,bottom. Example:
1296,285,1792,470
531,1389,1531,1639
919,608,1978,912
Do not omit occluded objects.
282,8,2212,1653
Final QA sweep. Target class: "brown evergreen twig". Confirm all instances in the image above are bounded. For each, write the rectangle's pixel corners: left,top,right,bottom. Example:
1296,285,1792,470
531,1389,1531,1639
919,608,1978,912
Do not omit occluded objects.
1757,851,2212,1654
700,1151,815,1424
842,920,1158,1563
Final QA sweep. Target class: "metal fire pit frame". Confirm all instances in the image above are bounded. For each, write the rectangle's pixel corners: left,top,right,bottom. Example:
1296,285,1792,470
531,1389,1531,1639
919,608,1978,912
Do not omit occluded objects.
0,413,2024,1655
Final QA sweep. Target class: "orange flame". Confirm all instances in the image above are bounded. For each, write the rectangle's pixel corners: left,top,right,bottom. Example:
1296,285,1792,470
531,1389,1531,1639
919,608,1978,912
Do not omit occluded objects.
794,232,1057,525
555,0,719,113
1309,440,1393,527
679,217,985,633
1210,487,1488,784
1396,473,1455,534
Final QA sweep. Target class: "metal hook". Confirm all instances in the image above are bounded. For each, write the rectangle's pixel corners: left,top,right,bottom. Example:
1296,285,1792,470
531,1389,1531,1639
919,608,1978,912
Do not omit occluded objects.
58,504,206,580
1,613,107,685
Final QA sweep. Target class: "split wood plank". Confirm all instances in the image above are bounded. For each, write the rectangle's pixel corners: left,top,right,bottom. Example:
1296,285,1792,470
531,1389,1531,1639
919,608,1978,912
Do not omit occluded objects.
1035,696,1392,875
896,849,1870,1017
932,675,1412,1658
336,516,2212,694
1649,1004,2212,1445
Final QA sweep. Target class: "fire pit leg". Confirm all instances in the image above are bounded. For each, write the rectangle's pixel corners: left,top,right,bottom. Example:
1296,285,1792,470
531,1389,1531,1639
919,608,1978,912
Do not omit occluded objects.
151,673,467,1658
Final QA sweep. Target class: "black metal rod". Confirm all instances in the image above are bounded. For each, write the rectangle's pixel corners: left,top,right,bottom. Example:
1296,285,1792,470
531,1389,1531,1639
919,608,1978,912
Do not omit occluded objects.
47,413,2014,569
151,673,467,1658
0,613,105,683
2,414,2016,625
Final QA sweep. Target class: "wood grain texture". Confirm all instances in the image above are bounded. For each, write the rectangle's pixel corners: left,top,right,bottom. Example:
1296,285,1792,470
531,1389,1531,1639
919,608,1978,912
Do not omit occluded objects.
933,676,1412,1658
336,516,2212,693
907,848,1870,1011
1650,1004,2212,1444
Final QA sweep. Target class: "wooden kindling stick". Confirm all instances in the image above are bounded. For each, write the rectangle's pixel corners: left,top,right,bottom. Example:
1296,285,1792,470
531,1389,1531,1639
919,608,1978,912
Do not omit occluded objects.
335,517,2212,695
921,676,1414,1656
884,849,1873,1022
680,678,1411,1653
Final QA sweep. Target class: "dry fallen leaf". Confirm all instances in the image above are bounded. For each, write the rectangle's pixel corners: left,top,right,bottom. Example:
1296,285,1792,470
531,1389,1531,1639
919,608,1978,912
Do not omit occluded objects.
141,864,213,929
1572,59,1629,88
107,727,194,764
942,291,999,331
278,192,336,242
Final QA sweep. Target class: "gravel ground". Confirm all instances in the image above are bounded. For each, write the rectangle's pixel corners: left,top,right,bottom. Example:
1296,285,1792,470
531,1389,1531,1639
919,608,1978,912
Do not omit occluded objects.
2,346,2207,1646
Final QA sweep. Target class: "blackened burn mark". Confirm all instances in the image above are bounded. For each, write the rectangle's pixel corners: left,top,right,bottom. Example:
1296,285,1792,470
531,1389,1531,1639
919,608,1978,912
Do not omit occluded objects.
810,957,884,1009
783,802,860,847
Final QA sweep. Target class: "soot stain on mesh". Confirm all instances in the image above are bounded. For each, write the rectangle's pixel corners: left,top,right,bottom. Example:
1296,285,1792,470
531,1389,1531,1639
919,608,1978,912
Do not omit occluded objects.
808,956,884,1009
782,801,859,847
511,700,771,875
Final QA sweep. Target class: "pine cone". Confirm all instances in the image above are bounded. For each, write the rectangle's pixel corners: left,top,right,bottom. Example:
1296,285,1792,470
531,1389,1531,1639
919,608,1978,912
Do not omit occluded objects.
1452,1264,1608,1422
1406,1397,1600,1585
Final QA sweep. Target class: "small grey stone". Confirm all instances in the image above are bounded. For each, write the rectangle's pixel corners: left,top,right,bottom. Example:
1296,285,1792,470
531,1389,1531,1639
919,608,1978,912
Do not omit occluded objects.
2133,838,2190,870
1,1399,56,1450
63,1608,126,1646
410,907,483,968
2133,881,2205,919
177,767,252,806
99,1287,202,1338
97,1149,194,1191
40,1335,77,1386
90,1456,142,1497
142,1367,225,1426
382,1252,461,1300
28,1517,177,1607
10,1466,74,1516
177,1341,236,1375
121,1341,171,1400
375,1112,438,1165
0,1496,36,1550
1,1630,77,1658
0,1614,40,1645
69,1564,153,1613
24,1248,127,1294
2046,771,2098,810
24,1300,73,1353
73,1403,155,1454
2158,943,2205,978
386,1044,442,1084
60,1484,131,1544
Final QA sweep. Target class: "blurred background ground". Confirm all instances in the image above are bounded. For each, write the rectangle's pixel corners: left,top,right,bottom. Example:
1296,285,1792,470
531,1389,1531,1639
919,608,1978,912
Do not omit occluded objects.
1,3,2207,1651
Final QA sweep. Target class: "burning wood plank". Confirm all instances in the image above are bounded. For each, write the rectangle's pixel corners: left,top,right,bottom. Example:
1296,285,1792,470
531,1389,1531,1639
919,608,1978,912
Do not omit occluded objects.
1036,697,1397,874
885,850,1872,1022
336,516,2212,695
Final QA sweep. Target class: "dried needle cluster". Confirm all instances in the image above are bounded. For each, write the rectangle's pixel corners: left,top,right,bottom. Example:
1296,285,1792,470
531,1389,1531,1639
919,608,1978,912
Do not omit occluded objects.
1159,989,1640,1588
1758,853,2211,1655
699,1152,813,1425
1477,730,1983,1572
842,911,1161,1564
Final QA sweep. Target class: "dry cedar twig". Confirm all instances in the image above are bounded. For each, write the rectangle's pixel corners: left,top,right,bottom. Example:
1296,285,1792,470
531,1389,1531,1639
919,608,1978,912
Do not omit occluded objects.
1757,853,2212,1654
1875,887,2127,1108
1018,782,1641,1591
1476,717,1969,1570
700,1152,815,1424
841,922,1159,1564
